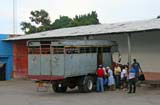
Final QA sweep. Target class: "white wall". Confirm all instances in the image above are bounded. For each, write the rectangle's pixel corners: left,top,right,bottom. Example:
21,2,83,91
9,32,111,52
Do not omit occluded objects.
90,30,160,72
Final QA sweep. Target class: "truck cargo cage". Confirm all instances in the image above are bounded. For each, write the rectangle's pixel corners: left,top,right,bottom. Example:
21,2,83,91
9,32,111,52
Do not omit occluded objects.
27,40,118,93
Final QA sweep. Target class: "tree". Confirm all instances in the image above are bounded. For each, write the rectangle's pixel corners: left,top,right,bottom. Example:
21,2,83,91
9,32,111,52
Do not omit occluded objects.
71,11,99,27
20,22,37,34
21,9,52,34
21,10,100,34
52,16,72,29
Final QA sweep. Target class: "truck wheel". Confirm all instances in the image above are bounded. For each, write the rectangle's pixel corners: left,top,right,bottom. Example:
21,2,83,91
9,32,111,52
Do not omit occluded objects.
52,83,67,93
78,76,93,93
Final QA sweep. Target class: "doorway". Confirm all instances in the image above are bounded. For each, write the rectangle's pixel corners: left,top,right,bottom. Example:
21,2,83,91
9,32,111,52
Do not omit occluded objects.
0,63,6,81
97,48,103,67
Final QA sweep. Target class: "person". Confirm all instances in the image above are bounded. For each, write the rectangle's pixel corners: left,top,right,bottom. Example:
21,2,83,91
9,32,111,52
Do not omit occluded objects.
121,65,128,90
128,66,137,93
103,67,108,90
132,59,142,78
107,66,115,91
96,65,105,92
114,63,121,89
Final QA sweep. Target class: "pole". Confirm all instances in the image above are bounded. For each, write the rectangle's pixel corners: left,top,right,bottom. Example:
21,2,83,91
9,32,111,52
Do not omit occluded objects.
127,33,131,69
13,0,16,34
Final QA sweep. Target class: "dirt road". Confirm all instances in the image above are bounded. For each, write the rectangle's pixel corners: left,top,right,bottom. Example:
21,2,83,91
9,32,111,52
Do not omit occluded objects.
0,80,160,105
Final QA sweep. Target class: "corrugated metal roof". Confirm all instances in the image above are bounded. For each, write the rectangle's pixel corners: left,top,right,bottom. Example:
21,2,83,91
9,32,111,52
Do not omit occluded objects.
5,18,160,40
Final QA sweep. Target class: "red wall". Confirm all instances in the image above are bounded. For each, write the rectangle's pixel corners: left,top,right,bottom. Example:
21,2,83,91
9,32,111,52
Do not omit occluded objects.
13,40,28,79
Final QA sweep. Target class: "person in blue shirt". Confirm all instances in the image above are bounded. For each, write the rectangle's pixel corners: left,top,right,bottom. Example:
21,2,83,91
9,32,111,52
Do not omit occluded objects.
128,66,137,93
132,59,142,78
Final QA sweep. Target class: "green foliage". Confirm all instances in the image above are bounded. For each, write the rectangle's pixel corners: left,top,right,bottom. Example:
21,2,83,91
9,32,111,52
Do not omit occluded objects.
20,22,37,34
71,11,99,27
21,9,52,34
52,16,72,29
21,10,100,34
30,10,51,26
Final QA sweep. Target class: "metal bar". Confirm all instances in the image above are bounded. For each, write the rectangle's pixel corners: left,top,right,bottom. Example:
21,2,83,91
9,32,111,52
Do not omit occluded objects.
127,33,132,69
13,0,16,34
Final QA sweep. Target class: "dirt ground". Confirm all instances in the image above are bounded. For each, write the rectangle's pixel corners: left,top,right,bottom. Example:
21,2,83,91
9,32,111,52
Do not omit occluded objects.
0,80,160,105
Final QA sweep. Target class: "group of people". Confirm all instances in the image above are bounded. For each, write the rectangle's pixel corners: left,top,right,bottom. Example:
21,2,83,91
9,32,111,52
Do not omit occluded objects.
96,59,143,94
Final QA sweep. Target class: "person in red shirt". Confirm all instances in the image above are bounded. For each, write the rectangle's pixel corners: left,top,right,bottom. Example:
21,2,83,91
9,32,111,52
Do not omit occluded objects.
96,65,105,92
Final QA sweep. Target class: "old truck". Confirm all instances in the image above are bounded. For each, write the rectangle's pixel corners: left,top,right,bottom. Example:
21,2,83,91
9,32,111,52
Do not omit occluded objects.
27,40,118,92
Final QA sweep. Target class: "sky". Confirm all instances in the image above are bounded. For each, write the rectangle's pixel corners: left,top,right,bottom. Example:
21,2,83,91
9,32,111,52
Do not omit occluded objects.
0,0,160,34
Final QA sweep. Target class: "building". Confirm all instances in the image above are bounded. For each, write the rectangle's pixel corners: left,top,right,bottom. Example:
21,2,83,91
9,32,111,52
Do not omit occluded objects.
0,34,13,80
5,18,160,80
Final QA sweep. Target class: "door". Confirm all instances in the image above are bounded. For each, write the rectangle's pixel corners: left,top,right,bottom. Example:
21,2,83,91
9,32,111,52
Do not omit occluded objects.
0,63,6,81
97,48,103,67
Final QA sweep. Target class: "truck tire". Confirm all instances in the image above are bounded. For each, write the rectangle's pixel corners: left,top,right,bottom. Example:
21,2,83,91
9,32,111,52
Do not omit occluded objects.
78,76,93,93
52,83,67,93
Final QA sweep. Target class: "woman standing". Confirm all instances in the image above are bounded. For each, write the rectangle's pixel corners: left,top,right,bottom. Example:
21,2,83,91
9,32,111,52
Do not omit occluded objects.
107,67,115,91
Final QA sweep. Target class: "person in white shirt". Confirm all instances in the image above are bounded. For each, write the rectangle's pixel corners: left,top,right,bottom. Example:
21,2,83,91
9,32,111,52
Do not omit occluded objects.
121,65,128,90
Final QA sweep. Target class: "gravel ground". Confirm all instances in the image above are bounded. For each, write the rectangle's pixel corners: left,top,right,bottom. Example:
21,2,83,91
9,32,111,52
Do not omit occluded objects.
0,80,160,105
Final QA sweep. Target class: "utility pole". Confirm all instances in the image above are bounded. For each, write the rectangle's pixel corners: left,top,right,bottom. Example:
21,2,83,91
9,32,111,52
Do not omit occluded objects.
13,0,16,34
127,33,132,69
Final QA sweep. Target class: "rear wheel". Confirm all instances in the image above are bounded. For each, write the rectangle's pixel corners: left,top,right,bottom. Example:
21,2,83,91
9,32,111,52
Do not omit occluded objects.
78,76,93,93
52,83,67,93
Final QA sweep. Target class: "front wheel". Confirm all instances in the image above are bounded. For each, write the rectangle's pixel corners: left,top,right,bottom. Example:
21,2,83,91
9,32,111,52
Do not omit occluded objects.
52,83,67,93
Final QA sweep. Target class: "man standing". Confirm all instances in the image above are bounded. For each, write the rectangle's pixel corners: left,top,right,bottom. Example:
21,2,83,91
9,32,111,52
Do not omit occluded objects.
96,65,105,92
114,63,121,89
132,59,142,78
128,66,137,93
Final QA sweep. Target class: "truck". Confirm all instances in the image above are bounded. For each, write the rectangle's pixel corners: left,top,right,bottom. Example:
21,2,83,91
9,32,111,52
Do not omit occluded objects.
27,40,118,92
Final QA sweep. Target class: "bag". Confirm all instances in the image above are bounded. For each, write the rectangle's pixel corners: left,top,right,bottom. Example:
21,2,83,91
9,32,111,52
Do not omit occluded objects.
138,74,145,81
